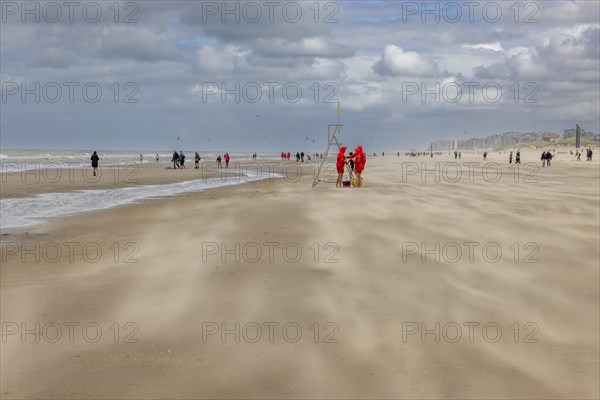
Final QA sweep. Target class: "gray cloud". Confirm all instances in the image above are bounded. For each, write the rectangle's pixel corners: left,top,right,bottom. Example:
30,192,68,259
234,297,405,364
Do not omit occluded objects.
1,1,598,151
372,45,440,77
475,27,600,82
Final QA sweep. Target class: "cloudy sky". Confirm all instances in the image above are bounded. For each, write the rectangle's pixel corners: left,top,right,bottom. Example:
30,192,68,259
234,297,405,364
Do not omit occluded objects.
1,0,599,151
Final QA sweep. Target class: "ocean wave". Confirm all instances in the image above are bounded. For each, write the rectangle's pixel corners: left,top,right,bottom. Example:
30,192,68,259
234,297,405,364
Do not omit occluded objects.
0,170,281,231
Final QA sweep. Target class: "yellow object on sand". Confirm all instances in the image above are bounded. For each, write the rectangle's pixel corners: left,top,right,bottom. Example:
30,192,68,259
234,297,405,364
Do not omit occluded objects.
351,178,364,187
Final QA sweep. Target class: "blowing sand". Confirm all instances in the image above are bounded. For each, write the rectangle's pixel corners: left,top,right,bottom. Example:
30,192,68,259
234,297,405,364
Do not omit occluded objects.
1,152,599,399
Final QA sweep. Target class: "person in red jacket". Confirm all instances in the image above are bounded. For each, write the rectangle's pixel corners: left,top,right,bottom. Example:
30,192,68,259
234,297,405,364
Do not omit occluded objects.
336,146,347,187
352,146,366,187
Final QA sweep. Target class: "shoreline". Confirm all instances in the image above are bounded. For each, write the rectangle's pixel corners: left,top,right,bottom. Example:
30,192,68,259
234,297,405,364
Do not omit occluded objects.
0,160,295,200
0,161,304,232
2,152,599,231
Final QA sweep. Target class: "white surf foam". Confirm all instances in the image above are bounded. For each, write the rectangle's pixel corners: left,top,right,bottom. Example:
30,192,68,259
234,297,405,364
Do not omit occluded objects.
0,170,281,231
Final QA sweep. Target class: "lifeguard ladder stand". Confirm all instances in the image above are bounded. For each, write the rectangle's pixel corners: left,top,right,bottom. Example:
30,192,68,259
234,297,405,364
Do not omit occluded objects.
312,102,354,187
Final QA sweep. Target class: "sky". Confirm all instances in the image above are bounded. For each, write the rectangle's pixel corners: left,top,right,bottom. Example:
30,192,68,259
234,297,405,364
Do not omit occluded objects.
1,0,599,151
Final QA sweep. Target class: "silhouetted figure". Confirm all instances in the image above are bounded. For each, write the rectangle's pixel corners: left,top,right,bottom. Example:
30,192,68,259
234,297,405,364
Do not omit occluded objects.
172,151,180,169
541,151,547,167
91,151,99,176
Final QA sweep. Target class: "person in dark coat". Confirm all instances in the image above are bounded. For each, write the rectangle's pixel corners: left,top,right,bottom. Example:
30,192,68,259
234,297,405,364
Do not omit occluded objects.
91,151,99,176
541,151,547,167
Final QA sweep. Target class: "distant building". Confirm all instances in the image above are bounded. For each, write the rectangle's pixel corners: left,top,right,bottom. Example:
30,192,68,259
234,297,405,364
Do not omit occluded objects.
542,132,560,142
431,131,548,151
431,140,458,151
431,129,599,151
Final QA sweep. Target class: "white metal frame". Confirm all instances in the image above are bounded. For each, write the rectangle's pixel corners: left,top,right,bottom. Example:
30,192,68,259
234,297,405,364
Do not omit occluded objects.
312,123,354,187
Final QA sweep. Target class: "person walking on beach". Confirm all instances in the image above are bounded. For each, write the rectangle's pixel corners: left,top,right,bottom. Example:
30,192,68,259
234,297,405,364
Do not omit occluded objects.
287,152,291,160
458,152,461,159
217,155,222,168
91,151,99,176
509,151,513,164
546,151,552,167
172,151,179,169
454,151,458,159
541,151,547,167
296,152,300,162
140,154,143,163
179,151,186,168
335,146,347,187
156,154,159,162
576,150,581,161
194,152,201,169
301,152,305,162
224,152,230,168
515,150,521,164
483,151,488,161
589,148,593,161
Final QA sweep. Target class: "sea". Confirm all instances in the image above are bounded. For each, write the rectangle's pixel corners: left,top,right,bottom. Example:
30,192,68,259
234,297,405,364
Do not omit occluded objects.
0,149,284,231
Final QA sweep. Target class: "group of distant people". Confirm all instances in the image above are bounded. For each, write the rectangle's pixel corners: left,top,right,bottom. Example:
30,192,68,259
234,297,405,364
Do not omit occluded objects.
508,151,521,164
405,151,437,157
169,151,234,169
280,152,327,162
336,145,366,188
216,153,230,168
541,151,553,167
571,148,594,161
171,151,187,169
279,151,307,162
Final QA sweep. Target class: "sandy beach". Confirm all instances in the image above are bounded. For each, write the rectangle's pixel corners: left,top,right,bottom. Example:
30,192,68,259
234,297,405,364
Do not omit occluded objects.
1,151,598,399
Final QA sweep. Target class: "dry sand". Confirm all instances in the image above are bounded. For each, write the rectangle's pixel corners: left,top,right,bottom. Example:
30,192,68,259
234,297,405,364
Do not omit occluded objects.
1,151,599,399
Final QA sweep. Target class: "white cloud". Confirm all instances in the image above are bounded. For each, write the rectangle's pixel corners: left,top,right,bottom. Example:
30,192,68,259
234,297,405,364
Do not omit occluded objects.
194,44,247,75
252,37,354,59
372,45,439,77
462,42,504,52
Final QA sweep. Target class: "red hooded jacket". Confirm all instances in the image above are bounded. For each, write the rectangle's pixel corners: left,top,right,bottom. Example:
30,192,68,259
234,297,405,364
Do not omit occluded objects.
336,146,347,168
